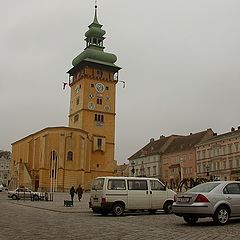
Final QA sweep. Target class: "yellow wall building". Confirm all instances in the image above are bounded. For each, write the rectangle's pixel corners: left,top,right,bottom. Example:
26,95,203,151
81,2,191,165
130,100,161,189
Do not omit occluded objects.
10,5,121,191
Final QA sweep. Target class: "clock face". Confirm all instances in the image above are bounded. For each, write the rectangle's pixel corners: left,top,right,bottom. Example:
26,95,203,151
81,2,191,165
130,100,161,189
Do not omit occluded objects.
88,102,95,110
95,83,105,93
104,105,110,112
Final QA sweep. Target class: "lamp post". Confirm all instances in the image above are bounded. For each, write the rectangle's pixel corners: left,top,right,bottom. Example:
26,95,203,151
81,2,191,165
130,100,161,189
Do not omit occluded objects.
131,161,135,177
180,158,184,181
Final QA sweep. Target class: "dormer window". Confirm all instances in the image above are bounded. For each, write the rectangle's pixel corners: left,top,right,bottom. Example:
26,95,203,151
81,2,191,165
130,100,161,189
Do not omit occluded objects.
93,38,97,44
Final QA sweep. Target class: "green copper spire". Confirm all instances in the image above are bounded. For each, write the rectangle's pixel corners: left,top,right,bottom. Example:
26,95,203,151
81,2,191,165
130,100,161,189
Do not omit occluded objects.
71,4,119,69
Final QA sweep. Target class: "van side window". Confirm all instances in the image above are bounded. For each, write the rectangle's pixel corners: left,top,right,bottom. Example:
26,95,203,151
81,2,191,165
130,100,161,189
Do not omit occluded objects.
127,180,148,190
150,180,166,191
108,180,126,190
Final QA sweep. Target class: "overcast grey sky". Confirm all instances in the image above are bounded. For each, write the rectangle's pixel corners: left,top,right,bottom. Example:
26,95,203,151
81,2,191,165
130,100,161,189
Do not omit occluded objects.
1,0,240,163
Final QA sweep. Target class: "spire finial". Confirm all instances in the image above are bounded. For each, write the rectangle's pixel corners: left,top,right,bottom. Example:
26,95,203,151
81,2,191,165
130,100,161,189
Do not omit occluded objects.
93,0,99,24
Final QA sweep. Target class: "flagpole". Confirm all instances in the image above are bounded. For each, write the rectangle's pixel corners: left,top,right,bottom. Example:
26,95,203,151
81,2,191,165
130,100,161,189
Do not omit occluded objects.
50,150,53,200
55,157,58,192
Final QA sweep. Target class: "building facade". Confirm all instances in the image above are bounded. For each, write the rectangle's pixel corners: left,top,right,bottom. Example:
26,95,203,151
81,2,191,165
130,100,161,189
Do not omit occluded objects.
0,151,11,187
161,129,214,189
196,127,240,181
128,135,179,179
10,5,121,191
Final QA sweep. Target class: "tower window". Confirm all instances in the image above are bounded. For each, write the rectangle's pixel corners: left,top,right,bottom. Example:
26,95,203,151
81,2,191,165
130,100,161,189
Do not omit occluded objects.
76,97,80,105
93,38,97,44
106,86,109,90
97,98,102,105
91,84,94,88
94,114,104,123
67,151,73,161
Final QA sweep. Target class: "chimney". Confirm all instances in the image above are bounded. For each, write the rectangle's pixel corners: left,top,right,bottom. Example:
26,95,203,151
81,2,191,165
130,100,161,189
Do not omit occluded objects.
190,133,192,135
231,127,235,132
160,135,165,139
213,133,217,136
150,138,155,142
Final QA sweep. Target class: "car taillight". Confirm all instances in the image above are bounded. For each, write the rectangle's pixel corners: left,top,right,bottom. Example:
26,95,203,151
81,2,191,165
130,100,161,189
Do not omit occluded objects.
101,197,106,203
195,194,209,203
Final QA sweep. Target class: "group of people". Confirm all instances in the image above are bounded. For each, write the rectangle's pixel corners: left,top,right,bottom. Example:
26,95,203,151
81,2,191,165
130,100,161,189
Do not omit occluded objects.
70,185,83,202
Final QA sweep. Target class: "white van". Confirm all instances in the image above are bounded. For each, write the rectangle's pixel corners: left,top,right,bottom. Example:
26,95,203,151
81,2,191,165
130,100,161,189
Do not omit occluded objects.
89,176,175,216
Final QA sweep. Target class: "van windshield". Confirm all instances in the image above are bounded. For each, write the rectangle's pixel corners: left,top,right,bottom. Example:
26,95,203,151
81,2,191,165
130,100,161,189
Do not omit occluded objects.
92,178,104,190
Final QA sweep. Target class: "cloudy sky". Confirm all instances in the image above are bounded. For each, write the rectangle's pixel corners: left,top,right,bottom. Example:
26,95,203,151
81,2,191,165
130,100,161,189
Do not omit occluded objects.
1,0,240,163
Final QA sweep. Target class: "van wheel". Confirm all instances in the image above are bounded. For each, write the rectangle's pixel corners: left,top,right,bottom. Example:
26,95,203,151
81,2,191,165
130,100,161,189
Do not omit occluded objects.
163,201,173,214
112,203,125,216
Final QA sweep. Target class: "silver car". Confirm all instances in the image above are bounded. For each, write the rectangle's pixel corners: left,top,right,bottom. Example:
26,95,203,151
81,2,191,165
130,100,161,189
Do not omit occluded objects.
173,181,240,225
8,187,42,201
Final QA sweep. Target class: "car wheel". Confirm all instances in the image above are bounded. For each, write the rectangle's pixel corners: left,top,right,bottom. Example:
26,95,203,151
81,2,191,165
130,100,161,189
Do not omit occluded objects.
12,195,18,200
183,216,199,225
112,203,125,216
33,195,39,201
213,206,230,225
163,201,173,214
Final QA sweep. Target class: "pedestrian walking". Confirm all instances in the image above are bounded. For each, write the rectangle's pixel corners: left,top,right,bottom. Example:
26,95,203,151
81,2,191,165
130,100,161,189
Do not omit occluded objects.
76,185,83,202
70,186,75,202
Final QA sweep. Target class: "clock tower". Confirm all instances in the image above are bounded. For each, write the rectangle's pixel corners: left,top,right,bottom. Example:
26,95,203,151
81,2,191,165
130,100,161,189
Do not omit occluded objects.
67,5,121,178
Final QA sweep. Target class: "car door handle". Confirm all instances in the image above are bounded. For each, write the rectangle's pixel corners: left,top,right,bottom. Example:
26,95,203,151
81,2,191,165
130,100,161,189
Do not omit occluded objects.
226,197,232,200
150,191,152,194
146,191,148,194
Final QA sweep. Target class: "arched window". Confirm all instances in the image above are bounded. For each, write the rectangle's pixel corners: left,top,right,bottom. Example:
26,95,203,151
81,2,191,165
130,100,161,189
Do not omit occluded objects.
67,151,73,161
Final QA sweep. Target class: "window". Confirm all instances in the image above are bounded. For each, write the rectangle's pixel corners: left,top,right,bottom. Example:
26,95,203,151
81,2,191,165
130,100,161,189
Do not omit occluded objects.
229,157,233,168
202,150,206,159
222,145,226,155
236,156,240,168
147,167,150,176
188,182,221,193
222,160,226,169
91,178,104,190
108,179,126,190
127,180,148,190
97,138,102,150
235,143,239,152
106,86,109,90
153,166,156,176
228,144,232,154
91,83,94,88
97,98,102,105
150,180,165,191
94,114,104,123
74,114,79,122
76,97,80,105
67,151,73,161
223,183,240,194
197,151,201,160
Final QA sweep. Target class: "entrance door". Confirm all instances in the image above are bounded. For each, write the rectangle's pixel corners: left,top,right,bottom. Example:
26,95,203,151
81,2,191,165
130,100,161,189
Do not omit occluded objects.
127,179,150,209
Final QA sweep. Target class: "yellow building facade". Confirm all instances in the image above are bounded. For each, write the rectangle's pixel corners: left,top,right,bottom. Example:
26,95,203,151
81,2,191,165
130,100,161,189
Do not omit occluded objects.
10,5,121,191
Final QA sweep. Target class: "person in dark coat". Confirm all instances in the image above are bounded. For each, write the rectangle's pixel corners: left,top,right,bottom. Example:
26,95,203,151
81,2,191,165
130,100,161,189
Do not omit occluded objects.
70,186,75,202
76,185,83,202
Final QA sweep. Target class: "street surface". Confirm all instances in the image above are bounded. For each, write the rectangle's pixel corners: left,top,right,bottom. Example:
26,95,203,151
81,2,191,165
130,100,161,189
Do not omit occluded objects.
0,191,240,240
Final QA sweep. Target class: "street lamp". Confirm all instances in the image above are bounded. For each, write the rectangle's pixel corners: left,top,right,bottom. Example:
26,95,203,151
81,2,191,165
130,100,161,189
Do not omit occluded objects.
131,161,135,177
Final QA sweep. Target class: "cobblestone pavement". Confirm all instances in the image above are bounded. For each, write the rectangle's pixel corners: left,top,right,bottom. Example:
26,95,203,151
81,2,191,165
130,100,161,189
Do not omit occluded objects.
1,192,240,240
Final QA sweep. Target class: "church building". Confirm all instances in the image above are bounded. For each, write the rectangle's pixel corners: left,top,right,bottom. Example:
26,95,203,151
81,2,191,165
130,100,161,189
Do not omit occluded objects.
10,5,121,191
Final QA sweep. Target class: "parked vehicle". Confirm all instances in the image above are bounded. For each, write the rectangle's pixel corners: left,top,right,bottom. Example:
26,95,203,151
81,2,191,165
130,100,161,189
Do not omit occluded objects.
8,187,43,201
0,184,4,192
89,176,175,216
173,181,240,225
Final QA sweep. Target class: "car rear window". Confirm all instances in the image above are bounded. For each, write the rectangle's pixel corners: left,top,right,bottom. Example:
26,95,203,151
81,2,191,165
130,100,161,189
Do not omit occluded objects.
91,178,104,190
187,182,221,193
